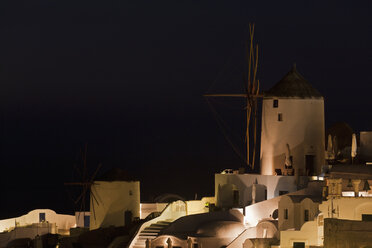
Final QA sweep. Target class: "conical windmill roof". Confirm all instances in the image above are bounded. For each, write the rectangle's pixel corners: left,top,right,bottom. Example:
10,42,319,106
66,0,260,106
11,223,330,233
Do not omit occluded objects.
265,64,323,98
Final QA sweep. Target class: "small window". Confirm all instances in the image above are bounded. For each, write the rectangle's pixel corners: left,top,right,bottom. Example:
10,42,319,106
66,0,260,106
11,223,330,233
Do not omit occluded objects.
279,190,289,196
84,215,90,228
278,113,283,121
129,190,133,196
39,213,46,222
293,242,305,248
193,244,198,248
284,209,288,219
264,189,267,200
304,209,309,221
273,99,278,108
233,190,239,206
362,214,372,221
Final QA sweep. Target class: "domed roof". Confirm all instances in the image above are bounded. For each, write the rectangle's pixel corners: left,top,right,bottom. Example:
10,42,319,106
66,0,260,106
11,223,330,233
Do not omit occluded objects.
265,64,323,99
196,221,245,238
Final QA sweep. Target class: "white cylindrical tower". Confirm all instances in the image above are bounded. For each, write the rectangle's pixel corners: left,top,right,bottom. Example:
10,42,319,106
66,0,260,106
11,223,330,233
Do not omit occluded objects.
260,65,325,176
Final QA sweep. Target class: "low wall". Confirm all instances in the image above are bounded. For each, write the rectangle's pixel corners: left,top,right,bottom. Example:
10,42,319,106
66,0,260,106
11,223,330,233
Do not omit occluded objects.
324,218,372,248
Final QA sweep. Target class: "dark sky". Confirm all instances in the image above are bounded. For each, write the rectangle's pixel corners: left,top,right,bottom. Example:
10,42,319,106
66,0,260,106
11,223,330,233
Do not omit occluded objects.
0,1,370,218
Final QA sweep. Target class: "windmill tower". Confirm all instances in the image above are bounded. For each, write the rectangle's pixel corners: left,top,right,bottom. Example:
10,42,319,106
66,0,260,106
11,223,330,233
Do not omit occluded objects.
260,64,325,176
89,168,140,230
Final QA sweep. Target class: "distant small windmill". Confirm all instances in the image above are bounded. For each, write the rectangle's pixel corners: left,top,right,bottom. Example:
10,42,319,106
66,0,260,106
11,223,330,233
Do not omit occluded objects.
65,144,102,224
351,133,357,164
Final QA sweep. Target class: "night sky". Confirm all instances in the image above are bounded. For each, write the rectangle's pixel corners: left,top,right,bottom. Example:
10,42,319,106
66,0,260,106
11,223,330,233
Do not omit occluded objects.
0,1,370,218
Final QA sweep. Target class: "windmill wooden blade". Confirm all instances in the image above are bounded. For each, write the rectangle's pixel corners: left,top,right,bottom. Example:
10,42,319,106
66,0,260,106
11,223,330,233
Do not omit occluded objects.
90,189,99,206
75,184,89,205
90,191,99,221
90,163,102,182
204,22,262,171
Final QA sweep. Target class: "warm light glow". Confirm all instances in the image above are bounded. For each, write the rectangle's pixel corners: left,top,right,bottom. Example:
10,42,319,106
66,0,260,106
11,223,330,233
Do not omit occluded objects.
244,208,260,227
342,191,372,197
309,176,324,181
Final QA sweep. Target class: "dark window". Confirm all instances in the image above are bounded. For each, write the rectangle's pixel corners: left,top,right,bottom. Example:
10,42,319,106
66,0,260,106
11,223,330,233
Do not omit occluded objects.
125,210,133,227
293,242,305,248
284,209,288,219
278,113,283,121
305,155,315,176
273,99,278,108
233,190,239,206
156,246,164,248
193,244,198,248
362,214,372,221
279,191,289,196
84,215,90,228
39,213,46,222
304,209,309,221
264,189,267,200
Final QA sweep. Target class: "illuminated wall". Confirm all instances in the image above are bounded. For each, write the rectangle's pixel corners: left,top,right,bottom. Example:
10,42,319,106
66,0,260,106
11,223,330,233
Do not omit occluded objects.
260,98,325,176
0,209,75,233
278,195,319,231
90,180,140,230
280,219,322,248
215,173,301,208
140,203,167,219
319,197,372,220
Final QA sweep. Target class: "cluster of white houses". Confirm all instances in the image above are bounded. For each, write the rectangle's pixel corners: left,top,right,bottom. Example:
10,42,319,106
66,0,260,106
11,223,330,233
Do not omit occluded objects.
1,65,372,248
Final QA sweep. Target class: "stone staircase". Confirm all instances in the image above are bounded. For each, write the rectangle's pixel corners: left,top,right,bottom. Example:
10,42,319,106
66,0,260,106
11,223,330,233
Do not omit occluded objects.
131,220,173,248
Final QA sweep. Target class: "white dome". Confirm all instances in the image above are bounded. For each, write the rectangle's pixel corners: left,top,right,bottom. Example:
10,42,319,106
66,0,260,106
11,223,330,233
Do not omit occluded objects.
196,221,245,238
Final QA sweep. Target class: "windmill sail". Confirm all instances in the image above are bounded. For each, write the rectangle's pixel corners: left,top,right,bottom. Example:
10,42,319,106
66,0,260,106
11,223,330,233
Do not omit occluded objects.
204,23,262,171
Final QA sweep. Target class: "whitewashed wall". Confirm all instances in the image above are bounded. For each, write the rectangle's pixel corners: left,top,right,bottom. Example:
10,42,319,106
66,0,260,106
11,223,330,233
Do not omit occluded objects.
90,181,140,230
215,173,299,208
0,209,75,233
319,197,372,220
260,98,325,176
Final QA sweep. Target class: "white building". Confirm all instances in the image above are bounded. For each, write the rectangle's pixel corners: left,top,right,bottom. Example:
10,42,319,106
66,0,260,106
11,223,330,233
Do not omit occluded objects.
279,165,372,247
260,65,325,176
278,195,321,231
0,209,76,248
0,209,75,234
215,173,308,210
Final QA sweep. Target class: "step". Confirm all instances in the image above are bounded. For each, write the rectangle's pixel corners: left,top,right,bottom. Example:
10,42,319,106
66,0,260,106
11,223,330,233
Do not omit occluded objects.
139,232,159,236
138,236,157,240
148,225,167,229
139,233,158,237
142,228,161,232
135,241,146,245
157,221,172,224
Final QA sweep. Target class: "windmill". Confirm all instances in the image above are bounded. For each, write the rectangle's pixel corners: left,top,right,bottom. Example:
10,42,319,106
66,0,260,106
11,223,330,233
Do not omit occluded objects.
204,23,263,170
65,144,102,226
